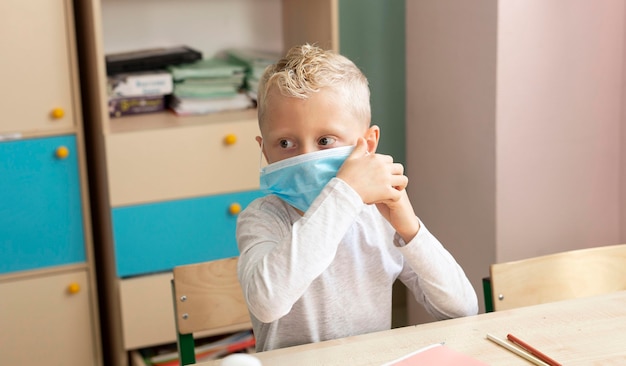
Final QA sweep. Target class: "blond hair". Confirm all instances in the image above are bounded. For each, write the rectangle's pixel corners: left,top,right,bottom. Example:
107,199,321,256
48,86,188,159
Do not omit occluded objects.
257,44,371,127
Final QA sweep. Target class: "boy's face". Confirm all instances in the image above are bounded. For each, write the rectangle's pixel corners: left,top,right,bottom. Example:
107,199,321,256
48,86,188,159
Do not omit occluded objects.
258,86,377,164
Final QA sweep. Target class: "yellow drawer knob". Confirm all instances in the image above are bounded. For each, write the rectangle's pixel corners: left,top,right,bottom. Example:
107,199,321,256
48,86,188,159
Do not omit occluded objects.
68,282,81,294
51,107,65,119
55,146,70,159
224,134,237,145
229,203,242,215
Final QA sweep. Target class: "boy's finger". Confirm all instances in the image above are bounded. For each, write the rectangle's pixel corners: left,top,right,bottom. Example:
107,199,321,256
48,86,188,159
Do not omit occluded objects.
349,137,368,158
390,175,408,191
391,163,404,175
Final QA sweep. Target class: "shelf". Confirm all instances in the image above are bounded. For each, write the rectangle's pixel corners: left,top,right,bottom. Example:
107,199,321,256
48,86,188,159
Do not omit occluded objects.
108,108,258,135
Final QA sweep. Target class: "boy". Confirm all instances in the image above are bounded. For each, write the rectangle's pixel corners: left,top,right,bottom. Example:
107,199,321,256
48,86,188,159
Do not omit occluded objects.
236,44,478,352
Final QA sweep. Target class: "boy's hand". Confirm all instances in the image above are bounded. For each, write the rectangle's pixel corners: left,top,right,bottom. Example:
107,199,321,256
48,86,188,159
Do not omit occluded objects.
375,190,420,243
337,138,406,204
337,139,420,242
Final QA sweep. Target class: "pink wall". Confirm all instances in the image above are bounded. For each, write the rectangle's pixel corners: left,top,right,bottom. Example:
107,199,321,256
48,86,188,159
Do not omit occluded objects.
496,1,624,261
406,0,626,319
622,4,626,243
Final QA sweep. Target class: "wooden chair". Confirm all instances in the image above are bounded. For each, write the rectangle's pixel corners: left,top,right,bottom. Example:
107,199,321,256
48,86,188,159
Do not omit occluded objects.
171,257,253,365
483,244,626,312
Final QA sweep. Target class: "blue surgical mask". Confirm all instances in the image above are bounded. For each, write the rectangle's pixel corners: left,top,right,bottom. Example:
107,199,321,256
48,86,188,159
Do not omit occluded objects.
259,146,354,212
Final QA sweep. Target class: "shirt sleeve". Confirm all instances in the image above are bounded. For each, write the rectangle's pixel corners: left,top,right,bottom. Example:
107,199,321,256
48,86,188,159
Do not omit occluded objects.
395,222,479,319
236,178,363,323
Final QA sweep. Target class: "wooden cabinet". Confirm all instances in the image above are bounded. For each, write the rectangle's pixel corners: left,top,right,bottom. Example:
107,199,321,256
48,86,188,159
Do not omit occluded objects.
75,1,404,364
0,0,76,135
74,3,319,364
112,189,263,277
0,136,86,274
0,0,102,365
105,112,261,206
86,111,264,360
0,271,97,365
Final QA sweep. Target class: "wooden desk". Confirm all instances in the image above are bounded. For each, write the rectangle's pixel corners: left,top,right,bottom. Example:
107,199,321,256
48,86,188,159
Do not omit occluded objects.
198,291,626,365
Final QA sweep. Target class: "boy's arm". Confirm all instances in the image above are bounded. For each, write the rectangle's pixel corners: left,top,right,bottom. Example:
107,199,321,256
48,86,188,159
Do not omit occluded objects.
338,140,477,317
396,222,479,319
236,179,364,323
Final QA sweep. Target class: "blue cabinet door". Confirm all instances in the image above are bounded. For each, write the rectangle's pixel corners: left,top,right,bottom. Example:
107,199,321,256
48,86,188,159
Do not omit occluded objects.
112,190,264,277
0,135,86,274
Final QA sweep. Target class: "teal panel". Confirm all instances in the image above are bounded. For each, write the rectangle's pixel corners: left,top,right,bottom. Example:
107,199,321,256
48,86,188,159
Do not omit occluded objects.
339,0,406,164
112,190,264,277
0,135,86,274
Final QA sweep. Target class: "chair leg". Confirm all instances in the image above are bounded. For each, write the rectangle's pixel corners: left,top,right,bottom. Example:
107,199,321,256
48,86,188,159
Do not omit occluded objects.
172,279,196,365
178,332,196,366
482,276,494,313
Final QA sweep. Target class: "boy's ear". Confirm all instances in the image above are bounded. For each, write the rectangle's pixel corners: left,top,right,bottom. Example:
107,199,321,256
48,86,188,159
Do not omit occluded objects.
364,125,380,153
256,136,269,163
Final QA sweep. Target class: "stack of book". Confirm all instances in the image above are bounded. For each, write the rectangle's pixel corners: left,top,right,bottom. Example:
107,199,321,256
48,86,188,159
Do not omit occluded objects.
226,49,281,101
140,330,255,366
168,58,253,116
106,46,203,118
107,70,173,118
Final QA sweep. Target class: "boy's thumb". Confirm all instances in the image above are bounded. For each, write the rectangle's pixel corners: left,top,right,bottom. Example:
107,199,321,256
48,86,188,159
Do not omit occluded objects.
354,137,369,155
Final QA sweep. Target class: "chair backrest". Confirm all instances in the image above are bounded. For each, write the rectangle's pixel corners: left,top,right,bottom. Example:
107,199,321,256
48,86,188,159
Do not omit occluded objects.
488,244,626,311
171,257,252,365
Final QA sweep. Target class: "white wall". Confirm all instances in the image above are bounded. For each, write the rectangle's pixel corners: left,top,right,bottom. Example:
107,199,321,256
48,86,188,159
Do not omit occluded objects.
406,0,626,320
405,0,497,322
100,0,283,56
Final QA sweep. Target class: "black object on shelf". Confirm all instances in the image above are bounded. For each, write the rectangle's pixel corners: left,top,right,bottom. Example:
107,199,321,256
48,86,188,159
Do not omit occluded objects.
106,46,202,75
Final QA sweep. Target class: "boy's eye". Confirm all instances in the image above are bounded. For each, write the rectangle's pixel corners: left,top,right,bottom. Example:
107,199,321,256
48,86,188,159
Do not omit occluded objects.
318,137,336,146
279,139,294,148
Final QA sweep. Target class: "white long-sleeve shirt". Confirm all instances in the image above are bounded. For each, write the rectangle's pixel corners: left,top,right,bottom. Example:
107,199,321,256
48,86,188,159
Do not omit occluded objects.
236,178,478,351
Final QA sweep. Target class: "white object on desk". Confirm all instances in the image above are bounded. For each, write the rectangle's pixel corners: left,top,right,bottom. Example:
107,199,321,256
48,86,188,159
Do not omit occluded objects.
221,353,262,366
485,333,548,366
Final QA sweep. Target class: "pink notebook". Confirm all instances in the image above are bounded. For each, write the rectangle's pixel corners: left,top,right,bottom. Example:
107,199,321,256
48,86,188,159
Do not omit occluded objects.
381,343,489,366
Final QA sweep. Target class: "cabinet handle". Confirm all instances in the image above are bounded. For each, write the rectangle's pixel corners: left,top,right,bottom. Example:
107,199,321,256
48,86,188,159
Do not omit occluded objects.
67,282,81,294
55,146,70,159
51,107,65,119
224,133,238,146
229,203,242,215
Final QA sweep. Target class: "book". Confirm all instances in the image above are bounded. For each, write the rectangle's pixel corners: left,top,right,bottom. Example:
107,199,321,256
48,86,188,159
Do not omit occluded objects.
168,58,246,81
107,70,173,98
226,48,280,99
108,95,166,118
225,48,280,75
179,75,245,88
105,46,202,75
381,343,488,366
173,84,239,99
169,93,253,116
172,76,244,98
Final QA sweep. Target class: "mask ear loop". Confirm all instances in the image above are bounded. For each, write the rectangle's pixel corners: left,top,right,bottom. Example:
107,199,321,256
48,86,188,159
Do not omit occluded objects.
259,140,264,172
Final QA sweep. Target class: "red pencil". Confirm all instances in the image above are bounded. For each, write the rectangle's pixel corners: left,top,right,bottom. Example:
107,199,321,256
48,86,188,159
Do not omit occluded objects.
507,334,562,366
